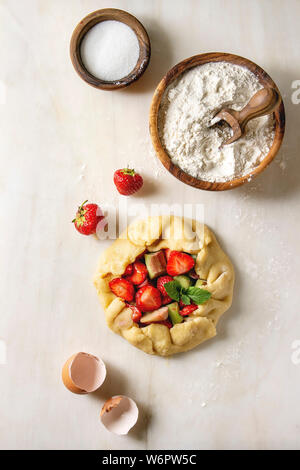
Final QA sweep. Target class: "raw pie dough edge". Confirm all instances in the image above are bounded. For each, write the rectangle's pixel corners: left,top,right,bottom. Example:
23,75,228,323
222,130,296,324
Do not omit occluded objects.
94,216,234,357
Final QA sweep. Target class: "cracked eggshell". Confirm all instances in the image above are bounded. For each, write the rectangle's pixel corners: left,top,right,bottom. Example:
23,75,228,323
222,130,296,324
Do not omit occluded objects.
62,352,106,394
100,395,139,435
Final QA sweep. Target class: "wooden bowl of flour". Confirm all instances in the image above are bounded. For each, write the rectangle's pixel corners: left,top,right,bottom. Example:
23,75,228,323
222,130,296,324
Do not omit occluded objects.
70,8,151,90
149,53,285,191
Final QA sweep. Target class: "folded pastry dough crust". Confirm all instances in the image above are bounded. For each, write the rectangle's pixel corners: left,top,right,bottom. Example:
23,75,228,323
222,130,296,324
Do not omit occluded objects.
94,216,234,356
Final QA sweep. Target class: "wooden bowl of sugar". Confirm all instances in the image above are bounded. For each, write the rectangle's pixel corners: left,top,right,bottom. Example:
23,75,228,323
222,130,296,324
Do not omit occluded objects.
149,53,285,191
70,8,151,90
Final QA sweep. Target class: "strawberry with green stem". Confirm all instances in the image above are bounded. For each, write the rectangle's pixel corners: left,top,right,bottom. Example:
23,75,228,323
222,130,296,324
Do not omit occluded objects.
73,200,104,236
114,168,143,196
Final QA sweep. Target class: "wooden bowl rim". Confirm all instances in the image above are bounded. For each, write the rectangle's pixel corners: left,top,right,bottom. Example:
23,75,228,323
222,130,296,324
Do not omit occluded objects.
70,8,151,90
149,52,285,191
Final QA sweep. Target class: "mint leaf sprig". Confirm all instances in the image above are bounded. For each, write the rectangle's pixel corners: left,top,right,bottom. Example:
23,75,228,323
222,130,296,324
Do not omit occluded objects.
164,280,211,306
186,286,211,304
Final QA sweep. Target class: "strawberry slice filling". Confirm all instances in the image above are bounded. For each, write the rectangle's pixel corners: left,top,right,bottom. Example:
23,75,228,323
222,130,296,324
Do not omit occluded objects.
126,261,148,285
109,250,209,327
167,251,195,276
136,285,162,312
109,278,135,302
124,263,134,276
180,304,198,316
127,305,142,323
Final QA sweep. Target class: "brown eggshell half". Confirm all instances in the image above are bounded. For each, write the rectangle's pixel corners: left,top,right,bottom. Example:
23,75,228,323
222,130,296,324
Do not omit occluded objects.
62,352,106,394
100,395,139,435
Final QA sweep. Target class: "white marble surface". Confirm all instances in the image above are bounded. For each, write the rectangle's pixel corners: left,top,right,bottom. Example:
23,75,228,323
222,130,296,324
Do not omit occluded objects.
0,0,300,450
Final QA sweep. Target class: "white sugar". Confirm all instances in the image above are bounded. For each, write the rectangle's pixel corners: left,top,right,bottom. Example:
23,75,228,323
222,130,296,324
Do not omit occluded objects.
80,20,140,82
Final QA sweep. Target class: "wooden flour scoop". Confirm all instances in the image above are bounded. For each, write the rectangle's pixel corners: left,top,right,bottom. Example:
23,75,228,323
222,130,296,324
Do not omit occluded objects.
211,87,281,146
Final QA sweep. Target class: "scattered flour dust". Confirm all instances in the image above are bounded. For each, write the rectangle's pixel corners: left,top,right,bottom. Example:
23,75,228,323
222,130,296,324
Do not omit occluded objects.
158,62,275,182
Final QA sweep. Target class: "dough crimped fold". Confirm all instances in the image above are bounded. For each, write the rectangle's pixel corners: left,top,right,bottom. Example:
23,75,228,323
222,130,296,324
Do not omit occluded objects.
94,216,234,356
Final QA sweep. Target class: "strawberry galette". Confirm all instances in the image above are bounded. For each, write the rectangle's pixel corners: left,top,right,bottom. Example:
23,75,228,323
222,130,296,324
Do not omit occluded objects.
94,216,234,356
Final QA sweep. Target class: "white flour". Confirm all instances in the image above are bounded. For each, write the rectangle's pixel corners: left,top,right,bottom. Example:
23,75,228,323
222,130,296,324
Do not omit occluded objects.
158,62,275,182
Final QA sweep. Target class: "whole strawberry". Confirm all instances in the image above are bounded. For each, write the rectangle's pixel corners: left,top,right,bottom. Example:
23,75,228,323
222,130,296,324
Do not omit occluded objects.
114,168,143,196
72,200,104,236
